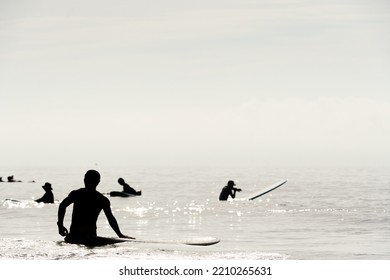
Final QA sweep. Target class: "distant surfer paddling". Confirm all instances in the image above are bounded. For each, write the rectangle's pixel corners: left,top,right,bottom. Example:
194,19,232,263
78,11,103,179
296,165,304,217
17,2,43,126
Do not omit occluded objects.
35,182,54,203
57,170,134,246
219,180,242,201
117,177,141,195
7,175,22,182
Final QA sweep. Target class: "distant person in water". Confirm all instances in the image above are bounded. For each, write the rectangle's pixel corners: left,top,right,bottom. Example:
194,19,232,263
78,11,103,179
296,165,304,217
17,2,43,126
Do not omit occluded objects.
57,170,134,246
35,182,54,203
219,180,242,201
7,175,22,182
118,178,141,195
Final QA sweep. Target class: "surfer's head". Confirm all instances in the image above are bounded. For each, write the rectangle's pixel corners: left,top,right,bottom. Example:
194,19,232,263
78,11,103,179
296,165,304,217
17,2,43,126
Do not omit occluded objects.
42,182,52,191
227,180,236,188
118,178,124,185
84,170,100,190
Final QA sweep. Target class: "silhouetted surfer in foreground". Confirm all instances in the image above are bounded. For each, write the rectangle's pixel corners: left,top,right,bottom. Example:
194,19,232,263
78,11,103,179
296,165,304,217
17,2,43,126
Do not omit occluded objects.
219,180,242,201
118,177,141,195
35,182,54,203
57,170,134,246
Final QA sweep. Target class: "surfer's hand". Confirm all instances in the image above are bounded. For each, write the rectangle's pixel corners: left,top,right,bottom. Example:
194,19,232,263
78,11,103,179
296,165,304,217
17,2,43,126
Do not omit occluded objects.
119,234,135,239
236,188,242,192
58,225,68,236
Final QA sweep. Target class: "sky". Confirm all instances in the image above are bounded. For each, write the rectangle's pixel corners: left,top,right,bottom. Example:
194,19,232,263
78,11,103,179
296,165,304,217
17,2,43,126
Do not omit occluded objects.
1,0,390,168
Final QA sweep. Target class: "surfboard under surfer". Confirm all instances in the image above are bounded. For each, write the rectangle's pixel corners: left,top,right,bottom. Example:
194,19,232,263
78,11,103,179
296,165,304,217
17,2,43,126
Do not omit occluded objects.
57,170,134,246
117,177,141,195
219,180,242,201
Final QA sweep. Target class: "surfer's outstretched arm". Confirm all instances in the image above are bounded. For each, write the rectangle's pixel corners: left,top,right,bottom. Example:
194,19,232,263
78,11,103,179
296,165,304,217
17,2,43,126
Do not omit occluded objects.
57,196,73,236
103,203,135,239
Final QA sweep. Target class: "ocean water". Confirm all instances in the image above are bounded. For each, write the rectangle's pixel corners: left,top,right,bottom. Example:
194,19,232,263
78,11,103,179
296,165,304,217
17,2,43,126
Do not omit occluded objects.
0,166,389,260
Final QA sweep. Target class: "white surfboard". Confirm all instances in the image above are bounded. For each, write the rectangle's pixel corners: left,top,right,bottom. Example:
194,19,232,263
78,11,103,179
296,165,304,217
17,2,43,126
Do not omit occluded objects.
243,179,288,200
68,236,220,247
126,236,220,246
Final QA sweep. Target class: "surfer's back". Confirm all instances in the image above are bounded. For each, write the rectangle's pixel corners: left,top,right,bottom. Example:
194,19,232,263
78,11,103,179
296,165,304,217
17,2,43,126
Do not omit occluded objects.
68,188,109,236
219,186,230,201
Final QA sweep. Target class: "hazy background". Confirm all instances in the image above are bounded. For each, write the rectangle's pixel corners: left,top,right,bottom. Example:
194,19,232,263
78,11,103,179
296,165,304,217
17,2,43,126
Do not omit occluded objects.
1,0,389,168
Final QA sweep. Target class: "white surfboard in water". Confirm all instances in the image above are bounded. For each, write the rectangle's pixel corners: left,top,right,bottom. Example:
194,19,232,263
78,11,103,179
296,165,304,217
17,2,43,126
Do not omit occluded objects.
241,179,288,200
72,236,221,247
126,236,220,246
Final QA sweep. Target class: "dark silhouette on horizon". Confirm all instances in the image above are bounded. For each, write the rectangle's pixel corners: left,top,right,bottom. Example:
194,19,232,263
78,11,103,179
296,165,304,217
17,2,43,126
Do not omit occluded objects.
57,170,134,246
35,182,54,203
0,176,34,183
219,180,242,201
7,175,22,182
117,178,141,196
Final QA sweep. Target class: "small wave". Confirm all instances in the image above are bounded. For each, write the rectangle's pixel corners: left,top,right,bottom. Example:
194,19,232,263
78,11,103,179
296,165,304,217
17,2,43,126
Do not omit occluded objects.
2,199,59,209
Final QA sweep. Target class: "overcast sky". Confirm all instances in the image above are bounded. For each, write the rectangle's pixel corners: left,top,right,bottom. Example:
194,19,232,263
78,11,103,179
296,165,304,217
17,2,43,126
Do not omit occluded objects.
1,0,389,167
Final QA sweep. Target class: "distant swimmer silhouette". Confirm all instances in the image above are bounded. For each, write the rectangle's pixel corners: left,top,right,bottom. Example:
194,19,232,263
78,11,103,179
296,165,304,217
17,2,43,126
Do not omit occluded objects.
57,170,134,246
219,180,242,201
117,178,141,195
7,175,22,182
35,182,54,203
